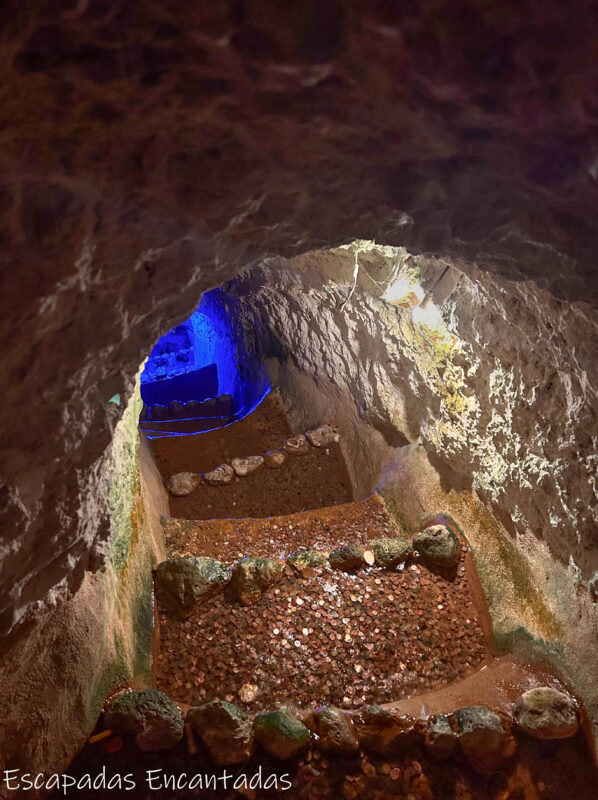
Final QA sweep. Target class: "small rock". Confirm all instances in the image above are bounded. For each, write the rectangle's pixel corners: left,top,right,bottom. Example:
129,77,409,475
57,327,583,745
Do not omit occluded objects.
150,403,169,421
369,538,412,568
203,463,234,486
353,706,424,755
413,525,460,568
155,556,230,617
305,425,339,448
425,714,457,759
239,683,259,703
187,701,253,765
166,471,202,497
283,434,310,455
168,400,186,418
314,707,359,754
329,544,365,571
287,549,327,577
231,557,284,605
450,706,516,773
254,709,310,759
515,687,579,739
231,455,264,477
104,690,184,752
264,449,286,468
588,572,598,602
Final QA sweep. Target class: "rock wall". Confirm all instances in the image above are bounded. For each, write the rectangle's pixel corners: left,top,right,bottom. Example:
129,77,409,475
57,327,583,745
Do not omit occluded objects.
225,247,598,734
227,247,598,581
0,389,168,782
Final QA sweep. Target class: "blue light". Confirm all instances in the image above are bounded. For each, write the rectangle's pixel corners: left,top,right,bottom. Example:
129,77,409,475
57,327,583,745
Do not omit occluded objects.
140,288,270,433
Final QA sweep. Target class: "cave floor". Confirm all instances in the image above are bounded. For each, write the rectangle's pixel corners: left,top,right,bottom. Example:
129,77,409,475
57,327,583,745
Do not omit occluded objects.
149,391,354,519
58,397,598,799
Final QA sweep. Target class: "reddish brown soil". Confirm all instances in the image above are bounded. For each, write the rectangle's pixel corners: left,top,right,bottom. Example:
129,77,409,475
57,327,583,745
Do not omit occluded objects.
163,494,390,560
149,391,353,519
150,392,292,477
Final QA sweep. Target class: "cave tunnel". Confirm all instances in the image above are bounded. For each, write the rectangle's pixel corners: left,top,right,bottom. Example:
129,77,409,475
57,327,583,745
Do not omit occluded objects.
1,2,598,799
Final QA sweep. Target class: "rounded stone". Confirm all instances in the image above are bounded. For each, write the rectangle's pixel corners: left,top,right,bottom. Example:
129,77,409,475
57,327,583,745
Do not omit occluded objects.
231,557,284,605
187,700,253,765
166,471,202,497
425,714,457,759
254,709,310,759
305,425,339,448
314,707,359,754
231,455,264,477
264,449,286,468
155,556,230,617
203,463,234,486
450,706,515,774
515,687,579,739
369,537,412,568
329,544,365,571
104,689,184,752
413,524,460,568
287,549,327,577
283,434,310,455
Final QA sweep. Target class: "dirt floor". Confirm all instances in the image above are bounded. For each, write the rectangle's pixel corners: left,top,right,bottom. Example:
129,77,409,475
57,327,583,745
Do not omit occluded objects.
149,391,354,519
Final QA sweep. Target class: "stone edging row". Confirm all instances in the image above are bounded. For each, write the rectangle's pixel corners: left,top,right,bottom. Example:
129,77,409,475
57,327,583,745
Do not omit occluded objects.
154,523,461,617
165,424,341,497
100,686,581,775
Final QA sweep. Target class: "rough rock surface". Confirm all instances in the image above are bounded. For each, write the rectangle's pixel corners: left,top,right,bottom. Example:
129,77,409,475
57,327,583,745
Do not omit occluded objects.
329,544,365,571
450,706,515,774
254,710,310,760
187,701,253,765
305,425,339,448
155,556,230,616
231,455,264,477
103,689,184,752
283,435,311,456
370,538,412,568
353,706,424,755
424,714,457,759
515,687,579,739
264,449,286,469
287,549,327,577
313,707,359,754
1,0,598,775
166,471,202,497
413,525,460,569
203,464,234,487
231,557,284,605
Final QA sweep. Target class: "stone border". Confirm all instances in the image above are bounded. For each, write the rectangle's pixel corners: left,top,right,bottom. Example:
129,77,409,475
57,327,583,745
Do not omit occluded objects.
99,687,581,775
153,523,462,617
165,424,341,497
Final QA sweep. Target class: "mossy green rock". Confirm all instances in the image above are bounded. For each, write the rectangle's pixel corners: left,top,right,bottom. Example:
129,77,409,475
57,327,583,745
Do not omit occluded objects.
413,525,460,568
231,557,284,605
155,556,230,616
369,537,412,568
328,544,365,571
187,701,253,764
104,689,184,751
287,549,327,577
254,709,310,759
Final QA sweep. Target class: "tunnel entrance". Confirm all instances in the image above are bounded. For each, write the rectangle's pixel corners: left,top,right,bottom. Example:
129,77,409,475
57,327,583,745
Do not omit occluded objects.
139,287,271,438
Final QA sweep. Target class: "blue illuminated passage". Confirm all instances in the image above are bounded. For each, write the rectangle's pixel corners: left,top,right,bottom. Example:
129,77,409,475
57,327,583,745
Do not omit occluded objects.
140,288,269,434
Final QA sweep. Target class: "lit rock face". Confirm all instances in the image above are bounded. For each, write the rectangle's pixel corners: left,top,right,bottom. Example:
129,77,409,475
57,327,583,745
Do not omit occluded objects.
0,1,597,643
227,249,598,581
